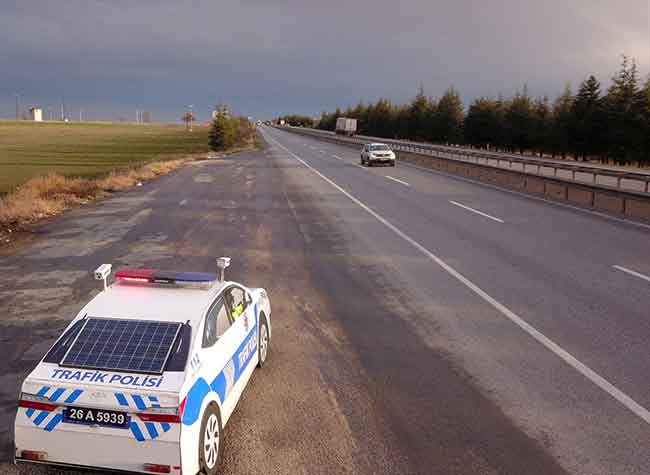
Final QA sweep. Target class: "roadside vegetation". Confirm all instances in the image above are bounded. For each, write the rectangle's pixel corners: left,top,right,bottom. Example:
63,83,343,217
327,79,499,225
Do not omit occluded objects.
316,56,650,166
208,115,256,151
0,121,209,242
277,115,315,128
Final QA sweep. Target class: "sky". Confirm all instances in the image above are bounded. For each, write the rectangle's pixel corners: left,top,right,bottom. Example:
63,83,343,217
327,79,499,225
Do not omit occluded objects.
1,0,649,122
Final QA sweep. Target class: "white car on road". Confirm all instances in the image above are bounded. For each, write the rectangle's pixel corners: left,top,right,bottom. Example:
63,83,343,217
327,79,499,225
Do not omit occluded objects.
360,143,396,167
14,258,271,475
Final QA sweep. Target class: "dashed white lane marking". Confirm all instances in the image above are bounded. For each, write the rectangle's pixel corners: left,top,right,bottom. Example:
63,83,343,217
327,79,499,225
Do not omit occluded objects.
320,150,327,154
449,200,504,223
386,176,410,187
179,199,188,206
333,155,344,160
263,130,650,426
354,164,366,169
613,265,650,283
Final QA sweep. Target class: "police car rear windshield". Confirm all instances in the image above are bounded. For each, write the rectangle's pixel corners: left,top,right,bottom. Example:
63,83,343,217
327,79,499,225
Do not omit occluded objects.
44,317,191,374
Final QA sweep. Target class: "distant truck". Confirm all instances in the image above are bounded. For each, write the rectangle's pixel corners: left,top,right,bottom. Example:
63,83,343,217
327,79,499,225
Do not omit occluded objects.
335,118,357,136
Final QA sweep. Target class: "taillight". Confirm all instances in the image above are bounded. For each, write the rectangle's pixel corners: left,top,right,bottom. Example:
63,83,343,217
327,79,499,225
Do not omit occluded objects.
137,412,180,423
19,400,58,412
21,450,48,461
138,398,185,424
143,463,171,473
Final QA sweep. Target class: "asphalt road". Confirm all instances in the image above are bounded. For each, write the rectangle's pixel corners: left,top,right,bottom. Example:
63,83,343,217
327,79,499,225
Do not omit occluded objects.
0,127,647,474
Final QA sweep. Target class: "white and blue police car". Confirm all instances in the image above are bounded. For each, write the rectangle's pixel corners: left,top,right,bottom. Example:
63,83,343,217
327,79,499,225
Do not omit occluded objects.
14,257,271,474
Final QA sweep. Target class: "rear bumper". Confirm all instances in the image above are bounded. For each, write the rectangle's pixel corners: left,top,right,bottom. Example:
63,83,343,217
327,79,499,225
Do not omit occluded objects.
16,458,151,474
15,421,181,474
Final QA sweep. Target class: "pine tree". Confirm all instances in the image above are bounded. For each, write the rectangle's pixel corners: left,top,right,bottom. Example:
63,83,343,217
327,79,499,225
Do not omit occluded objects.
408,89,435,141
504,86,534,153
550,84,574,158
531,96,552,157
208,117,227,150
571,75,603,160
604,56,643,164
639,76,650,166
436,86,464,144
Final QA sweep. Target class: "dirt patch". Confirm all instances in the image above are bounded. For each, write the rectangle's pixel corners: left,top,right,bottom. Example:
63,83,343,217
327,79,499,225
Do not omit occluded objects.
0,145,258,248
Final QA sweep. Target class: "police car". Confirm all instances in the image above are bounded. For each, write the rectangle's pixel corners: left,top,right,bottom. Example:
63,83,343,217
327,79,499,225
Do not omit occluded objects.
14,257,271,475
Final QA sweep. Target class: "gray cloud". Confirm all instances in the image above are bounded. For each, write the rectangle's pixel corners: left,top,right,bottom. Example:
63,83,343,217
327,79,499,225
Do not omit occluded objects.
1,0,648,121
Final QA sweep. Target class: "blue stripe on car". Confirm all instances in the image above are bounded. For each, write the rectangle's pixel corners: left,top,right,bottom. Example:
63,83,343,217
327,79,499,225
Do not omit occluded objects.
182,378,211,426
63,389,83,404
44,414,62,432
129,421,145,441
33,411,49,426
132,394,146,410
115,393,129,407
48,388,65,402
144,422,159,439
26,386,51,418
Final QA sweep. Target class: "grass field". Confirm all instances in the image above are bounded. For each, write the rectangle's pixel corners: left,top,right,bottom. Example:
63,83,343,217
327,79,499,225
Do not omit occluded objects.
0,121,209,193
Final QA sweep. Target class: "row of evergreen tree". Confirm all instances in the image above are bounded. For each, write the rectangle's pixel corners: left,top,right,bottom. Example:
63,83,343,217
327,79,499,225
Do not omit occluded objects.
317,57,650,165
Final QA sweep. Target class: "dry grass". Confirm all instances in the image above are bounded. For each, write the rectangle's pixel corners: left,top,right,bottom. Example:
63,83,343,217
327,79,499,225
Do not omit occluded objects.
0,159,187,229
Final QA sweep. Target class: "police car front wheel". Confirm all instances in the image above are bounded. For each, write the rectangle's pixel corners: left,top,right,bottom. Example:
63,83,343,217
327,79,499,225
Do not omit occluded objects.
199,405,223,475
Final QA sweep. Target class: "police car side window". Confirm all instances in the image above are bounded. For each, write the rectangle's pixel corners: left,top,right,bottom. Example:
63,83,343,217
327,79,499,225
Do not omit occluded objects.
203,299,231,348
224,286,248,319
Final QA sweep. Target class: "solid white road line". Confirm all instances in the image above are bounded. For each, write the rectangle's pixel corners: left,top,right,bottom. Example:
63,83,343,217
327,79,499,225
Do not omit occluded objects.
613,265,650,283
386,176,410,187
263,130,650,427
449,200,504,223
333,155,344,160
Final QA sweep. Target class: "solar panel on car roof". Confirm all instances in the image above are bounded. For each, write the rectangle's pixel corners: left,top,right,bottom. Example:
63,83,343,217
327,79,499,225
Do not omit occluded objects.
60,318,182,375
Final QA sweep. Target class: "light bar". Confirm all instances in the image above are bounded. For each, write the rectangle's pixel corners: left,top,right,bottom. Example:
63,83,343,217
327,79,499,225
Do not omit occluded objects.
115,269,217,287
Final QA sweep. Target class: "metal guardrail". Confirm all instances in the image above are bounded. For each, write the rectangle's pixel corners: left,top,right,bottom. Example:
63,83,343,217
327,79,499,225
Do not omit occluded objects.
285,127,650,195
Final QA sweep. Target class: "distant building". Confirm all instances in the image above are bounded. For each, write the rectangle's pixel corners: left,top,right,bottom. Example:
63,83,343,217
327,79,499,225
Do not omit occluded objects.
29,107,43,122
212,104,231,120
142,111,152,123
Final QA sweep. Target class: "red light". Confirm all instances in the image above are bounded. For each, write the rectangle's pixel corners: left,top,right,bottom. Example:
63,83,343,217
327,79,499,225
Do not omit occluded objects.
138,412,180,423
115,268,156,282
120,276,150,283
143,463,171,473
21,450,48,461
179,396,187,417
18,400,58,412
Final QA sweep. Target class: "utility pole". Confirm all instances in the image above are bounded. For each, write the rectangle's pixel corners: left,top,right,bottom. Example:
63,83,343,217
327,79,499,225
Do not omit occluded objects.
14,93,20,120
79,109,83,122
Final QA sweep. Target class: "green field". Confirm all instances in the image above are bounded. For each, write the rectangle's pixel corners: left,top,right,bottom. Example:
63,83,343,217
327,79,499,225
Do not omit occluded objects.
0,121,209,193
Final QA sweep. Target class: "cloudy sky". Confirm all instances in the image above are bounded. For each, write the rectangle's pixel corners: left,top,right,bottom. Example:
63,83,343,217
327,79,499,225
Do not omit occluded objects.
1,0,648,122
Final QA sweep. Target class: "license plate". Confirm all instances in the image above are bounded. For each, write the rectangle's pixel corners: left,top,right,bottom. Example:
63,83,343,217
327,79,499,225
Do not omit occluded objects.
63,406,130,429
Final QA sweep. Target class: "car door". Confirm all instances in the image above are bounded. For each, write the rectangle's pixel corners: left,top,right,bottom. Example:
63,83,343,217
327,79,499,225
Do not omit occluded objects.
199,297,241,419
220,286,257,420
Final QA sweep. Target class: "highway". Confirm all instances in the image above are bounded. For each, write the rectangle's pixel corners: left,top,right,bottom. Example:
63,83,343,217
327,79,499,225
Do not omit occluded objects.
0,126,648,474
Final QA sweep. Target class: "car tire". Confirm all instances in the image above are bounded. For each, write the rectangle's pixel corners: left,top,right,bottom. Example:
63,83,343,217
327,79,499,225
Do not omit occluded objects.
198,404,223,475
391,162,396,167
257,314,270,368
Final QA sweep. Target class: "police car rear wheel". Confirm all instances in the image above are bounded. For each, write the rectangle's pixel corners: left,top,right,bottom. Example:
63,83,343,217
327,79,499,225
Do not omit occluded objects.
258,317,269,367
199,405,223,475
